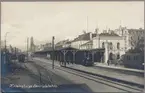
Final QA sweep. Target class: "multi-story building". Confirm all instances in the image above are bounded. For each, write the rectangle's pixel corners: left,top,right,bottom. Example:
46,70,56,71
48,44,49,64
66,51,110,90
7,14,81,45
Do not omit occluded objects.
63,40,71,48
71,32,96,49
92,30,126,63
80,40,93,50
55,39,70,49
43,43,52,50
115,26,144,50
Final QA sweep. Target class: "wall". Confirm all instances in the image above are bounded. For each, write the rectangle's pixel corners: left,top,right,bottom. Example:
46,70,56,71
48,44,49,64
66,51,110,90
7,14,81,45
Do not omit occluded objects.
71,40,88,49
92,36,126,63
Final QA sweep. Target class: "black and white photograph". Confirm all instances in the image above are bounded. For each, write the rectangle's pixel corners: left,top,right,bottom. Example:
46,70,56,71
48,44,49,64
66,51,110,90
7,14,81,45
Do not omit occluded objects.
1,1,144,93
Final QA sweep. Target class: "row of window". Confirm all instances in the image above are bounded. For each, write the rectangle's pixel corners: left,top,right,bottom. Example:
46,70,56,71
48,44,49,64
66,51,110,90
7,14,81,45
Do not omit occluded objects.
126,56,139,60
81,45,92,49
131,31,144,34
102,42,120,50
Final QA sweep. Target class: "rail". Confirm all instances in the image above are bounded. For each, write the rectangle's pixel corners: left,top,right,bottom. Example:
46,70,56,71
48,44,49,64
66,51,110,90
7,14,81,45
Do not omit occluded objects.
33,58,143,92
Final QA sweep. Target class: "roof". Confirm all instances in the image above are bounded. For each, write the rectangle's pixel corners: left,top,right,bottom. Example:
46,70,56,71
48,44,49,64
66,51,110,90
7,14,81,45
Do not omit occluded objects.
128,28,144,31
79,48,105,52
72,32,91,42
99,32,120,37
65,41,72,44
80,40,93,46
92,34,97,38
127,29,144,34
56,46,78,51
56,39,69,45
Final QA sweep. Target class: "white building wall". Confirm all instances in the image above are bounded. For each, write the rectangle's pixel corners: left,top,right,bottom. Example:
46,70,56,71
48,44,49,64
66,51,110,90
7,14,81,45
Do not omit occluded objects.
92,38,98,49
100,38,125,55
92,36,126,63
71,40,88,49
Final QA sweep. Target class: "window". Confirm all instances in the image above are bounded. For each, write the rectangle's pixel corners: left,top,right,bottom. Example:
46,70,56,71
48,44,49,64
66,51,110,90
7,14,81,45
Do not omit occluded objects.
134,56,138,60
130,36,133,40
109,42,113,50
127,56,130,60
102,42,105,48
117,42,120,49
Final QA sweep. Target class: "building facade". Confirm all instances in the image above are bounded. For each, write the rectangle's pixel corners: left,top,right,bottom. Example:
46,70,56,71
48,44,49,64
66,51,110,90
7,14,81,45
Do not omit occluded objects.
115,26,144,50
71,32,96,49
92,32,126,63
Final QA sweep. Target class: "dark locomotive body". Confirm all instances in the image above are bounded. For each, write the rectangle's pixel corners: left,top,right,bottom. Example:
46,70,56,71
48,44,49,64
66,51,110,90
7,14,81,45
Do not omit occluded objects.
18,54,26,62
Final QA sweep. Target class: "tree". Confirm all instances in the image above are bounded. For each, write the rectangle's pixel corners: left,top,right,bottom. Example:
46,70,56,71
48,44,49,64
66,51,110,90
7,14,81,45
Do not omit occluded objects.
136,37,144,52
126,48,142,53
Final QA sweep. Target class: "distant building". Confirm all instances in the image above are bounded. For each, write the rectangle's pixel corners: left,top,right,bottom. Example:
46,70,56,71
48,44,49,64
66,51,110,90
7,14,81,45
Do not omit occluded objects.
43,43,52,50
55,39,70,49
1,40,5,50
115,26,144,50
35,44,44,51
63,40,71,48
80,40,93,50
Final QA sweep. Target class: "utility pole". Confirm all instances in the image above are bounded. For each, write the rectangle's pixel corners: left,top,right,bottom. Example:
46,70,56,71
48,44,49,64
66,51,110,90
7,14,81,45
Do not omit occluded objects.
15,47,16,55
27,37,29,61
87,16,88,32
52,36,55,69
4,32,10,64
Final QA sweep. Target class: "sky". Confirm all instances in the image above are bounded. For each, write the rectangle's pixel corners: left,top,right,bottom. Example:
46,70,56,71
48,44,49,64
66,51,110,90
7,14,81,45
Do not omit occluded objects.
1,1,144,50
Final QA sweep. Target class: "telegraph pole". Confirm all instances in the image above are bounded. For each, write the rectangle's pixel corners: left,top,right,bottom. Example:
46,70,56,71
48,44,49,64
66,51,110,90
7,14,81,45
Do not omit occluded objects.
87,16,88,32
52,36,55,69
4,32,10,64
27,37,29,61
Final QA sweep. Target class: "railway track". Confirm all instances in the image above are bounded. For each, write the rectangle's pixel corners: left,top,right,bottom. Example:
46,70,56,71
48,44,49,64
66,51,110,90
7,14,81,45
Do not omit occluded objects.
32,58,143,92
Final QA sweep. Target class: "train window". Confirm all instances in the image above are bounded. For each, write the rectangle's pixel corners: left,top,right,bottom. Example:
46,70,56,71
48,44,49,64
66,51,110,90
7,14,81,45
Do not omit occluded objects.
134,56,136,60
127,56,130,60
134,56,138,60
